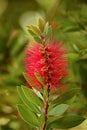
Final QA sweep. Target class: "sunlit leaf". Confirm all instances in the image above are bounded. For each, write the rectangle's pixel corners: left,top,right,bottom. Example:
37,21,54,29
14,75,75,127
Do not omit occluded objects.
28,29,36,37
38,18,45,32
33,88,44,101
44,22,52,39
48,104,69,116
0,118,10,126
72,44,79,52
27,25,41,36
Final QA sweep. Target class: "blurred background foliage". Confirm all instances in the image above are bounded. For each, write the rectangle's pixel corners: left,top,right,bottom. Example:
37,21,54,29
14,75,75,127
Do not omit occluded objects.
0,0,87,129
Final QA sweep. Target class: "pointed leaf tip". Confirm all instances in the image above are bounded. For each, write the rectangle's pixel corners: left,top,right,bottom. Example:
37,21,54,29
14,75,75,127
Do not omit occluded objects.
38,18,45,32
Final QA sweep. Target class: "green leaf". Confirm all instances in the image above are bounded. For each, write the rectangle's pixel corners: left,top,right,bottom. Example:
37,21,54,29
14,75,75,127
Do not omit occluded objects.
40,85,48,100
28,29,36,37
34,36,42,44
79,48,87,59
47,114,85,129
33,88,44,101
52,88,80,105
30,25,41,35
22,85,44,108
72,44,79,52
34,72,45,86
23,73,41,90
38,18,45,32
47,26,52,37
60,20,80,32
17,86,41,114
17,104,40,127
68,53,79,61
44,22,49,33
39,114,44,126
48,104,69,116
44,22,52,39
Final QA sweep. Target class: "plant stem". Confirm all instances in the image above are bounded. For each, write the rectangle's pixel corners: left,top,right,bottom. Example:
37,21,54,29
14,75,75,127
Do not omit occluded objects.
40,34,51,130
42,84,50,130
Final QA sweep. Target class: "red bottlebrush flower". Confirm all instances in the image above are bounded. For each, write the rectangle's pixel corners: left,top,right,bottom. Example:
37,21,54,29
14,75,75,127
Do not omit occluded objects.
25,41,68,90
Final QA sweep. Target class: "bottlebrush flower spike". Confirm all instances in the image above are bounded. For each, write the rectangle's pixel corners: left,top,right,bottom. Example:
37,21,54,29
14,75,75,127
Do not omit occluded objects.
25,41,68,91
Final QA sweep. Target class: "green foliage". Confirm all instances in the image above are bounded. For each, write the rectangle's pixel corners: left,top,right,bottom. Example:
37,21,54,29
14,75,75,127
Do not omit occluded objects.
38,18,45,32
17,85,44,128
23,73,41,90
1,0,87,130
47,114,85,129
17,86,41,113
27,18,53,44
33,36,42,44
34,72,45,86
44,22,52,40
17,104,39,127
52,88,80,105
20,85,43,108
48,104,69,116
27,25,41,36
38,114,45,126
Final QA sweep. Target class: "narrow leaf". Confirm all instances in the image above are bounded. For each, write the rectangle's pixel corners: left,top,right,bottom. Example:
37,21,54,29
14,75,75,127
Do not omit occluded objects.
22,85,44,108
34,36,42,44
38,18,45,32
17,86,41,114
44,22,52,39
72,44,79,52
68,53,79,61
33,88,44,101
39,114,44,126
48,104,69,116
28,29,36,37
27,25,41,35
17,104,40,127
52,88,80,105
31,25,41,35
34,72,45,86
47,114,85,129
23,73,41,90
44,22,49,35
